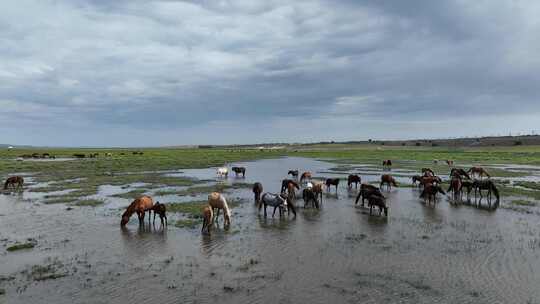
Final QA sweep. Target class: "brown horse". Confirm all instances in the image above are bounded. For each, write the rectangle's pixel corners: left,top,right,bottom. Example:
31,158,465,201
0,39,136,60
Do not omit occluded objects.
288,170,299,179
121,195,154,226
281,179,299,194
447,177,462,201
380,175,397,190
208,192,231,228
325,178,340,192
471,180,499,203
347,174,361,189
421,168,435,177
355,184,383,206
468,167,490,179
382,160,392,170
231,167,246,177
419,176,442,187
420,184,446,204
367,194,388,216
201,205,214,235
4,176,24,191
450,168,470,180
151,202,167,226
312,181,324,204
252,182,263,205
287,182,297,202
300,172,312,183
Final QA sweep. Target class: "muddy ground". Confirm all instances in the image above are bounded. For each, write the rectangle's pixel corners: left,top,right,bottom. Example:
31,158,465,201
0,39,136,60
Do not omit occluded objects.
1,157,540,303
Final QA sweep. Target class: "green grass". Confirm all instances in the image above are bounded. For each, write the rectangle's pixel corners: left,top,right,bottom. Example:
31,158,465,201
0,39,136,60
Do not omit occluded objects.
514,181,540,191
73,199,104,207
510,199,537,207
6,242,35,252
174,219,200,229
112,189,147,199
500,185,540,200
155,183,252,197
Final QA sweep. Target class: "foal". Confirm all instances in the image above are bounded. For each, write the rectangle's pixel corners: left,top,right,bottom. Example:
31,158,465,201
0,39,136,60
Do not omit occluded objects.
201,205,214,235
151,202,168,226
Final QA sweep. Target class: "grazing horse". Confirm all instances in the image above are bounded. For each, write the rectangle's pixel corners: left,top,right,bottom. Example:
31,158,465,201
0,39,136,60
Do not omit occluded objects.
121,195,154,226
216,167,229,178
468,167,490,179
201,205,214,235
312,181,324,204
471,180,500,203
355,184,383,206
421,168,435,177
450,168,470,180
382,160,392,170
367,195,388,216
459,180,474,200
420,184,446,204
151,202,168,226
446,160,454,166
288,170,299,179
287,182,298,202
420,176,442,187
208,192,231,228
252,182,263,205
260,193,296,217
412,175,423,186
447,177,462,201
380,175,398,190
281,179,299,194
300,172,312,183
302,188,320,209
347,174,361,189
4,176,24,191
231,167,246,177
325,178,340,192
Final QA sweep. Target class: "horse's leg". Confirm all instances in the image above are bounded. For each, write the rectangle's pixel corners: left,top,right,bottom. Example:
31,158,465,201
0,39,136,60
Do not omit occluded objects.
164,215,168,226
264,205,267,217
272,206,277,217
369,204,373,215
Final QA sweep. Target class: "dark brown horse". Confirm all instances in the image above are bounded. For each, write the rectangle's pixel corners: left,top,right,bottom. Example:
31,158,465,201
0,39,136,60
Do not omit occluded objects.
302,188,320,209
471,180,499,203
450,168,470,180
325,178,340,192
121,195,154,226
4,176,24,191
355,184,383,206
231,166,246,177
281,179,299,194
380,174,397,190
468,167,490,179
382,160,392,170
421,168,435,177
151,202,167,226
252,182,263,205
347,174,361,189
420,184,446,204
447,177,462,200
288,170,299,179
300,172,312,183
367,194,388,216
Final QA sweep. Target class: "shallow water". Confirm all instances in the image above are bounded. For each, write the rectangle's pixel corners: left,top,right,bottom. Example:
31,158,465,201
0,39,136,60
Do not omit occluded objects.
1,157,540,303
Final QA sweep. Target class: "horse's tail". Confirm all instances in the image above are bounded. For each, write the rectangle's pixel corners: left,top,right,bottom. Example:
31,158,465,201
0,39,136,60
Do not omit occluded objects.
491,184,500,200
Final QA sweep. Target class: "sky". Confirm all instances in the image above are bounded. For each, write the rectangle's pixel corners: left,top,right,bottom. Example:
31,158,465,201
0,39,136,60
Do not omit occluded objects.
1,0,540,147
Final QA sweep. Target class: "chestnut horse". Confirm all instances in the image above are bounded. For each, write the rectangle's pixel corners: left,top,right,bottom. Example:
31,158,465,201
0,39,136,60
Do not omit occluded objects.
201,205,214,235
288,170,299,179
121,195,154,226
208,192,231,228
467,167,490,179
252,182,263,205
287,182,298,202
380,175,398,190
420,184,446,204
325,178,340,193
4,176,24,190
231,167,246,177
312,181,324,204
300,172,312,183
347,174,361,189
382,160,392,170
151,202,168,226
447,177,462,201
355,184,383,206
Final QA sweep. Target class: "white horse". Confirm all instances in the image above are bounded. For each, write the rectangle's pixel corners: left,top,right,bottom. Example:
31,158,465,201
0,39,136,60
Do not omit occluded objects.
217,167,228,178
208,192,231,227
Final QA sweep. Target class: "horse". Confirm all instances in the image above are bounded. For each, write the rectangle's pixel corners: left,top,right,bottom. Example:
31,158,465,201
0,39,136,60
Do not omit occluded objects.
300,172,312,183
216,167,229,178
312,181,324,205
231,167,246,177
201,205,214,235
73,153,85,158
459,180,474,200
471,180,500,203
302,187,319,209
450,168,470,180
355,184,383,206
412,175,423,187
367,194,388,216
252,182,263,205
260,193,296,217
447,177,462,201
382,160,392,170
151,202,167,226
468,167,490,179
380,174,397,191
446,160,454,166
347,174,361,189
121,195,154,226
208,192,231,228
419,176,442,187
287,182,298,202
421,168,435,177
325,178,340,192
288,170,299,179
281,179,299,194
4,176,24,191
420,184,446,204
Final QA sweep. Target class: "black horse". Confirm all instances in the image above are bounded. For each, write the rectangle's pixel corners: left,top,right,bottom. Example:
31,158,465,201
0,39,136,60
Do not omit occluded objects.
355,184,383,206
288,170,299,179
232,167,246,177
471,180,499,204
347,174,361,189
325,178,340,192
302,188,320,209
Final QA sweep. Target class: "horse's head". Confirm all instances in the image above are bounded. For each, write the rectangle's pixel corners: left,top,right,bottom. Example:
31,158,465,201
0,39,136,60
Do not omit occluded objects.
120,211,130,226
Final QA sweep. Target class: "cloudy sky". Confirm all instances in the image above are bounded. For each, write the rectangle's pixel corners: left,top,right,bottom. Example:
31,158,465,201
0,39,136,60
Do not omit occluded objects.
1,0,540,147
